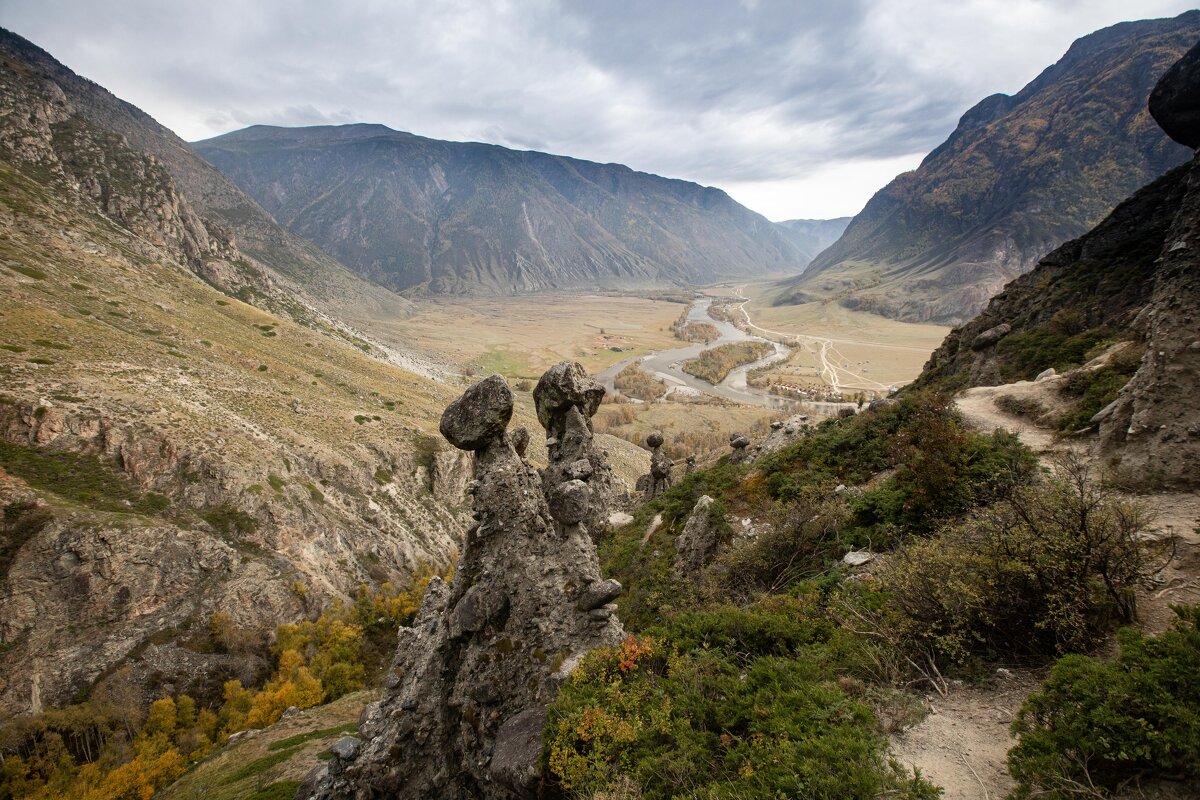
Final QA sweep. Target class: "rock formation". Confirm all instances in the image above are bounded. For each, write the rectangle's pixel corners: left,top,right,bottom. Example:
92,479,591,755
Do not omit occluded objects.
301,371,624,798
728,432,752,464
534,361,624,533
642,432,673,498
674,495,721,577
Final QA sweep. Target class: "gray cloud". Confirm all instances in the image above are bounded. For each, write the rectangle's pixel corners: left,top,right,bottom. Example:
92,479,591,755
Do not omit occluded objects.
1,0,1194,218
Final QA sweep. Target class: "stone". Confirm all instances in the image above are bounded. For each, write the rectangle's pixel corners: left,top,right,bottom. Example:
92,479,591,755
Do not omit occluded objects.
575,578,622,611
566,458,593,480
971,322,1011,351
488,708,548,792
510,425,529,458
533,361,605,431
548,479,590,525
675,495,720,577
439,375,513,451
842,549,874,567
299,376,623,799
645,431,664,448
729,433,749,449
1035,367,1057,381
329,736,360,761
1150,40,1200,149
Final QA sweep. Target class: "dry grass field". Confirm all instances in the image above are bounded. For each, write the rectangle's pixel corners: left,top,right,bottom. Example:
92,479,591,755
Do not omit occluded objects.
358,294,684,380
717,282,950,392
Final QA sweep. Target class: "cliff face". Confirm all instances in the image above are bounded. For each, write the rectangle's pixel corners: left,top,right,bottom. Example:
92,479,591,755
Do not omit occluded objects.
193,124,808,295
302,366,625,799
779,12,1200,325
915,39,1200,488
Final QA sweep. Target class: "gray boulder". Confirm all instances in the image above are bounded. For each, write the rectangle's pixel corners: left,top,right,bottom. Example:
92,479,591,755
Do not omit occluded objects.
439,375,513,451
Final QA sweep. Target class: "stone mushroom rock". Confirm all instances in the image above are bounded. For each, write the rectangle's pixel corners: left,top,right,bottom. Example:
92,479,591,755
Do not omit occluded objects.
300,379,625,800
642,431,673,498
534,361,622,534
439,374,514,451
727,433,752,464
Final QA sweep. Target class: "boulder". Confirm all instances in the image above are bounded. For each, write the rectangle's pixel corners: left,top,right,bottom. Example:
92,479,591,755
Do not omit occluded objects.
674,495,720,576
533,361,605,431
1150,40,1200,149
439,375,513,451
971,322,1011,351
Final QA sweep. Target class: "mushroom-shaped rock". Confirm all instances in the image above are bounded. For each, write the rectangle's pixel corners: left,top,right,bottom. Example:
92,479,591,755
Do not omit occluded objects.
729,433,750,449
533,361,605,429
645,431,664,448
576,578,623,611
548,479,591,525
510,425,530,458
1150,40,1200,149
439,375,513,451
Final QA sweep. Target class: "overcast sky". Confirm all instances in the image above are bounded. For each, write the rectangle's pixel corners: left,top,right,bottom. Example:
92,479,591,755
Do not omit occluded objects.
2,1,1196,220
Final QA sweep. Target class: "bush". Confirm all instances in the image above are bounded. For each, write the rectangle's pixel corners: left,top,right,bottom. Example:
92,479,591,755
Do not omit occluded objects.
613,363,667,401
545,626,939,800
1008,607,1200,798
882,456,1151,667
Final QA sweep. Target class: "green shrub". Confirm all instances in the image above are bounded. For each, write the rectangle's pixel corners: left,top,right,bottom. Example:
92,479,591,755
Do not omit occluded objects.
996,326,1114,382
247,781,303,800
545,624,938,799
1008,607,1200,798
0,440,169,516
881,456,1150,667
201,505,260,537
268,474,286,492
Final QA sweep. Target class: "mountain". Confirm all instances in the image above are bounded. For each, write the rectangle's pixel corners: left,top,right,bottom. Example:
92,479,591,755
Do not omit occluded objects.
193,124,809,295
777,12,1200,325
774,217,852,260
914,38,1200,489
0,28,412,325
0,28,462,715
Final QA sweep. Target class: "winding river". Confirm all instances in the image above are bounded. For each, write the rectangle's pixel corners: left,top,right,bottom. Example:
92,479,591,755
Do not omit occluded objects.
597,297,797,409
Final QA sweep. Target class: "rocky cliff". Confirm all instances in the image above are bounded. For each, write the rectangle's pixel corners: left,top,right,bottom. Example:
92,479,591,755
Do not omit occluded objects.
915,39,1200,488
301,365,624,798
193,124,808,295
778,12,1200,325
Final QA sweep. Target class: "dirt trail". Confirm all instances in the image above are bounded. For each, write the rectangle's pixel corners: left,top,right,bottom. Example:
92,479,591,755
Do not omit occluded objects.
891,674,1037,800
894,376,1200,799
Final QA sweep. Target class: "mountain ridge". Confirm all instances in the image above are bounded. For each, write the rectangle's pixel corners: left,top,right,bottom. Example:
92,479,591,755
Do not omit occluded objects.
193,123,810,295
777,11,1200,325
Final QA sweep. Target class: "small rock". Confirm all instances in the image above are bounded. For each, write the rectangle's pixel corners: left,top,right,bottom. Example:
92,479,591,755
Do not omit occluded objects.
608,511,634,526
842,549,874,567
971,322,1011,351
489,708,548,792
548,479,590,525
1035,367,1057,381
329,736,360,761
510,425,529,457
645,431,664,448
729,433,749,449
566,458,593,481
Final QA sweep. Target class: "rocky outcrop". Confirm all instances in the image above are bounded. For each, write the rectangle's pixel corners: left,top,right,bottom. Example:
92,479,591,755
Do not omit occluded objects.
727,432,752,464
534,361,624,532
674,495,721,577
1097,44,1200,486
301,370,624,799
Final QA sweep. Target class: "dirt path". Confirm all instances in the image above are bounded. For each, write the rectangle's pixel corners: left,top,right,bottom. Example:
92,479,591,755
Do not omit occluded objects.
891,674,1038,800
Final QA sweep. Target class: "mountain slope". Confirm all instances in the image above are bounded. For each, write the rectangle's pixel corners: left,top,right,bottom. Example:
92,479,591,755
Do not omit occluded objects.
0,28,412,323
0,30,466,716
193,124,808,295
774,217,852,260
914,38,1200,488
778,12,1199,325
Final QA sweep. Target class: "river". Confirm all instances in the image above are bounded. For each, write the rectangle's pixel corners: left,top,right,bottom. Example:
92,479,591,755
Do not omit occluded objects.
597,297,798,409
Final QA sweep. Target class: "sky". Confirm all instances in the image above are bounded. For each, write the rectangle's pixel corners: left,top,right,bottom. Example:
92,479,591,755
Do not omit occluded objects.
1,1,1196,220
